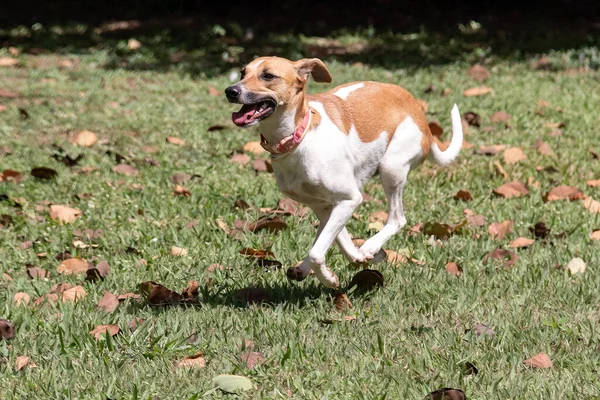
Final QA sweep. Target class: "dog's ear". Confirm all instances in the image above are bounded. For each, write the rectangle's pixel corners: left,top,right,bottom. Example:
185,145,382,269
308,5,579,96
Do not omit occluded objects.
294,58,332,83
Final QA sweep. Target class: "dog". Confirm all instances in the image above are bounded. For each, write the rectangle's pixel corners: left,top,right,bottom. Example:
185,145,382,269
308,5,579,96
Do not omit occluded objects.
225,57,462,289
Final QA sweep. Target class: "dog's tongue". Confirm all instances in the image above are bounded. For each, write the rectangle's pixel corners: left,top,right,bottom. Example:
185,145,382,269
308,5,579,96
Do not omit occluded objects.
232,104,260,126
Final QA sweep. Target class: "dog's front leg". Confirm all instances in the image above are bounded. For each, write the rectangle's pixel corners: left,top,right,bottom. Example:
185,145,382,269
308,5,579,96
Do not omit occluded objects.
290,196,361,289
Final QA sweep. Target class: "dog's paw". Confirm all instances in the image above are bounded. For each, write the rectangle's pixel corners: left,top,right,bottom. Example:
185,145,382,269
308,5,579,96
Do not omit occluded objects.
358,245,387,264
321,273,339,289
286,265,310,281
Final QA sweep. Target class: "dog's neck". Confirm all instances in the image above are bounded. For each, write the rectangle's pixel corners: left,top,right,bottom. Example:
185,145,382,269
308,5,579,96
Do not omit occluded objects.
259,95,308,145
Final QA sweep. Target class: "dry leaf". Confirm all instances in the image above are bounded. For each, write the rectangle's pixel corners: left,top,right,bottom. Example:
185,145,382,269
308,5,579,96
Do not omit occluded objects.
166,136,185,146
369,210,389,223
27,266,48,279
171,246,188,256
0,57,19,67
51,282,74,293
524,353,552,368
15,356,32,371
13,292,30,306
422,222,452,239
463,86,493,97
139,281,184,305
230,153,250,165
97,291,119,313
173,185,191,197
567,257,586,275
483,249,520,268
477,144,506,155
1,169,22,183
467,64,490,82
584,197,600,213
349,269,384,292
488,220,513,239
386,249,408,264
245,216,288,233
129,317,145,331
72,130,97,147
113,164,139,176
368,221,384,231
252,158,273,173
178,352,206,368
462,112,481,127
243,141,266,155
493,181,529,198
57,258,89,275
0,319,15,340
491,111,511,125
239,248,275,259
534,139,554,156
117,293,141,301
61,285,87,302
466,214,486,226
494,160,509,179
591,230,600,240
509,237,535,248
453,190,473,201
277,198,310,217
544,185,583,202
472,323,496,337
181,280,199,301
127,38,141,50
503,147,527,164
208,86,222,96
334,293,353,311
86,260,110,282
241,351,265,369
170,173,191,184
90,324,120,340
49,205,82,223
587,179,600,187
445,262,462,276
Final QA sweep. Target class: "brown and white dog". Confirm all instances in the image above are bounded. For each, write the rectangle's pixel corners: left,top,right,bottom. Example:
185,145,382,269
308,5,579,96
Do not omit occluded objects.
225,56,462,289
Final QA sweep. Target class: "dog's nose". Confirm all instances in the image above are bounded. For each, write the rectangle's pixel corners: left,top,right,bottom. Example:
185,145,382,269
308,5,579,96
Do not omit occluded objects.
225,85,241,101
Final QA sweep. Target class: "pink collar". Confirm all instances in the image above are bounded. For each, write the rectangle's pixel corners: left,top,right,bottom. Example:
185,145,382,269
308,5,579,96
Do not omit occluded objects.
260,110,311,156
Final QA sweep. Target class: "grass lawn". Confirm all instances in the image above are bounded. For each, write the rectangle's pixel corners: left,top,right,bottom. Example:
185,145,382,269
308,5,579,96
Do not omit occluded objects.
1,24,600,399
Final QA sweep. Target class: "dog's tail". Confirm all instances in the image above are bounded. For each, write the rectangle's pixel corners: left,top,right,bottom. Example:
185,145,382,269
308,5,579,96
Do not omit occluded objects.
429,104,463,166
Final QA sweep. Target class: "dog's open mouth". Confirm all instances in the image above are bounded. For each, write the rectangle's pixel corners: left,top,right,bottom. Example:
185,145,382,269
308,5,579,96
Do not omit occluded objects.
232,99,276,127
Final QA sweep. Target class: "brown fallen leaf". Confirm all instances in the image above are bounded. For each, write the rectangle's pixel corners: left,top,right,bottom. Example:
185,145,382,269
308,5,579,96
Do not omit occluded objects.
509,237,535,248
243,141,266,155
171,246,188,256
166,136,186,146
15,356,33,371
453,190,473,201
462,111,481,127
234,286,269,304
181,280,199,301
51,282,74,293
1,169,22,183
385,249,408,264
590,230,600,240
57,258,89,275
97,291,119,313
494,160,509,179
503,147,527,164
472,323,496,337
477,144,506,155
239,248,275,259
349,269,384,292
467,64,490,82
587,179,600,187
277,198,310,217
113,164,139,176
178,352,206,368
129,317,145,331
369,210,389,223
174,185,191,197
491,111,511,125
90,324,120,340
483,249,520,268
208,86,222,96
445,262,462,276
488,220,514,239
584,197,600,213
72,130,97,147
0,319,15,340
13,292,30,306
524,352,552,368
139,281,184,305
49,205,82,224
422,222,452,240
0,57,19,67
493,181,529,198
27,266,48,279
127,38,141,50
170,173,191,184
241,351,265,369
117,293,141,301
252,158,273,173
543,185,583,202
533,139,554,156
61,285,87,302
424,388,466,400
466,214,486,226
247,216,288,233
334,293,353,311
529,222,551,239
463,86,493,97
86,260,110,282
428,121,443,138
32,293,59,307
230,153,251,165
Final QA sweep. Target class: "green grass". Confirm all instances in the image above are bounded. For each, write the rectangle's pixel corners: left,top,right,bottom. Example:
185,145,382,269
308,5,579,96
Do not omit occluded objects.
1,27,600,399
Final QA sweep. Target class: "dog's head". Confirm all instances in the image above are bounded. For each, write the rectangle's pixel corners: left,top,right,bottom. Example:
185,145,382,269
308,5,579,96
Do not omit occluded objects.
225,57,331,127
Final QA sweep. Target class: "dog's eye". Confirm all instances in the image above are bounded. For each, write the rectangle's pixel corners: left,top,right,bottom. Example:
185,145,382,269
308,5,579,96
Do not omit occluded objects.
261,72,277,81
240,69,246,79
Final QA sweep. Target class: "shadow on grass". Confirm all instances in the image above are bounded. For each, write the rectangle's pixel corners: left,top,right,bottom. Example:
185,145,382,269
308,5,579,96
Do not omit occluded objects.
1,2,599,77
